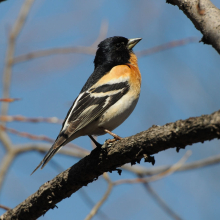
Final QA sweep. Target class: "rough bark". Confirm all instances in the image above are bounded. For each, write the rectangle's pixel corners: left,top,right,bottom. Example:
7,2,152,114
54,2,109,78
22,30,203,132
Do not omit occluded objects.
1,110,220,220
167,0,220,54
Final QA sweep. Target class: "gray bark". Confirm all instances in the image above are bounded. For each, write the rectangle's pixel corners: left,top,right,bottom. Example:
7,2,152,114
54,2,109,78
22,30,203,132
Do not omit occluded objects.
167,0,220,54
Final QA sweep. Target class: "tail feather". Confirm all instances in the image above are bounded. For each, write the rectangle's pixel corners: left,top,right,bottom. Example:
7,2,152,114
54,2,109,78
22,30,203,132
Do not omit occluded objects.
41,146,62,169
31,160,43,175
31,145,62,175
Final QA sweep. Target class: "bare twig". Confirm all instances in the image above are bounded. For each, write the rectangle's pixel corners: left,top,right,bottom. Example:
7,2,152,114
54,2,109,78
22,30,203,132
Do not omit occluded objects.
113,151,191,185
131,153,220,176
14,143,89,159
136,37,199,57
13,46,96,64
80,189,109,220
91,20,108,47
85,173,113,220
0,125,56,143
144,183,182,220
0,205,10,211
0,125,84,151
12,20,109,64
0,115,63,124
84,183,113,220
0,98,20,103
12,37,198,64
1,0,35,117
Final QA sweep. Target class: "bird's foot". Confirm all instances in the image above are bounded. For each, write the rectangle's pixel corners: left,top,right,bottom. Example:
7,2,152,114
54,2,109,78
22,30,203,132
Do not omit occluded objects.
106,138,120,145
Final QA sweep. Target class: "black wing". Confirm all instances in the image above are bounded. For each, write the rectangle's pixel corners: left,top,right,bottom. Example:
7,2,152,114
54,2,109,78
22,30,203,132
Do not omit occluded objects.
31,80,130,174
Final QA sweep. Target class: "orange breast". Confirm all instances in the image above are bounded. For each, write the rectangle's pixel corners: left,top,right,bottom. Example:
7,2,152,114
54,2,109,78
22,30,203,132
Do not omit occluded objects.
92,53,141,98
127,53,142,97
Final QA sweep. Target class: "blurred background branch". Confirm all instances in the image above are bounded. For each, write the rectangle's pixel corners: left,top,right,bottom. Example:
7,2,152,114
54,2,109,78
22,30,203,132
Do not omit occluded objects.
1,0,35,118
0,0,220,219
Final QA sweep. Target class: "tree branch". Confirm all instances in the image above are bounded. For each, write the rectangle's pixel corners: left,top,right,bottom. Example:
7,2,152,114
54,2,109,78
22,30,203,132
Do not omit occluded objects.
143,183,182,220
167,0,220,54
1,110,220,220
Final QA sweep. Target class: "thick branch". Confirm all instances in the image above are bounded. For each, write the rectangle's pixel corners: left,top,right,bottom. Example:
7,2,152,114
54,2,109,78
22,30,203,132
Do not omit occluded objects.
1,110,220,220
167,0,220,54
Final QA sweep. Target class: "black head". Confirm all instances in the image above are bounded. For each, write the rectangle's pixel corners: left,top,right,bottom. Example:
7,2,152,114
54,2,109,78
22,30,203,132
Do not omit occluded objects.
94,36,141,69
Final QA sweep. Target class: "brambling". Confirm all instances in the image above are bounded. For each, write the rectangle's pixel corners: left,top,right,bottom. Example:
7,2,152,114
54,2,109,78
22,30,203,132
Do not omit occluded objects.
32,36,142,174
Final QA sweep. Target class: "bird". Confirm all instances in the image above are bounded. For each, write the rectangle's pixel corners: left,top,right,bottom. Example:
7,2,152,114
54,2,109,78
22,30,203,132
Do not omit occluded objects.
31,36,142,174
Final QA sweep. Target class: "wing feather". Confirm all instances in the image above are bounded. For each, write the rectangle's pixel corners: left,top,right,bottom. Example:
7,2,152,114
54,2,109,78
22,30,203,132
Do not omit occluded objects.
32,65,132,173
64,81,130,137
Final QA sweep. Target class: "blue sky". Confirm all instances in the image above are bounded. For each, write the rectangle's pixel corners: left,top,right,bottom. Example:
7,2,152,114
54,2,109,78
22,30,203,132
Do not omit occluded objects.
0,0,220,219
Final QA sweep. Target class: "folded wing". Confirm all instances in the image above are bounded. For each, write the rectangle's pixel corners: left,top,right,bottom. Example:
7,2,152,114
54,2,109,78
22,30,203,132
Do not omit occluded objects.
31,65,131,173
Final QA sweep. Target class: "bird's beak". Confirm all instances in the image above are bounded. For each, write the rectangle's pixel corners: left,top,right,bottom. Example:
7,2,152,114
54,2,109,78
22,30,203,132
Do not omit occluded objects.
127,38,142,50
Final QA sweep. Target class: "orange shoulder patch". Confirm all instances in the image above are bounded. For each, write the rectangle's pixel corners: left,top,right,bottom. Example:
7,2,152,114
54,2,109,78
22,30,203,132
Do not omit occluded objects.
93,65,131,87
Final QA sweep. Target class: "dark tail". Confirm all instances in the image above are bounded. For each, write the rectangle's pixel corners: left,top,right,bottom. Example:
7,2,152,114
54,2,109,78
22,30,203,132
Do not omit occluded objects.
31,143,63,175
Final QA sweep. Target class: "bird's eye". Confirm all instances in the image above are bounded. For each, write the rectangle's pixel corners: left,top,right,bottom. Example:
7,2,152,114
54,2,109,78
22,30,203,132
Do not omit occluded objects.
116,43,121,48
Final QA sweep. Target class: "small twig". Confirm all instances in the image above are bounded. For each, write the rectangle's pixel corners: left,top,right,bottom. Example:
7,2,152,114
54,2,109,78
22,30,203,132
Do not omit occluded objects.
0,204,10,211
0,98,21,103
114,151,191,185
13,21,108,64
144,182,182,220
84,183,113,220
0,125,56,143
91,20,108,47
0,115,63,124
12,37,198,64
14,143,89,157
13,46,96,64
80,189,109,220
0,125,85,152
136,37,199,57
85,173,113,220
129,153,220,176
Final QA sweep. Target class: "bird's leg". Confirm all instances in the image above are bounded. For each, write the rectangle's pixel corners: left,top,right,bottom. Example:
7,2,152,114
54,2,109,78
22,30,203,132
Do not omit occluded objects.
104,129,122,140
88,135,102,148
103,128,122,145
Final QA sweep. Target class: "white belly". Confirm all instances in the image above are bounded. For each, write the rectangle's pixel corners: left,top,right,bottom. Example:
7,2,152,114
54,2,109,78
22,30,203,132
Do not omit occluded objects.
99,93,139,131
80,91,139,136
